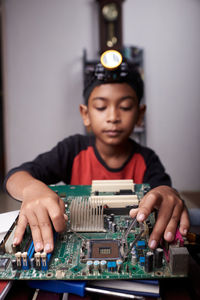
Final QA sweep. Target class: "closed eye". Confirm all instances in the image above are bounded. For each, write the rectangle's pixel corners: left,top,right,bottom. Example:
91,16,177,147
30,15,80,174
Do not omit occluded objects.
95,106,106,111
120,106,132,111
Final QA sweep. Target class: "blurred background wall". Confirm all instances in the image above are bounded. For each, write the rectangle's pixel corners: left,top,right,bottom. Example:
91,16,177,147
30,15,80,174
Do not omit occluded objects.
2,0,200,191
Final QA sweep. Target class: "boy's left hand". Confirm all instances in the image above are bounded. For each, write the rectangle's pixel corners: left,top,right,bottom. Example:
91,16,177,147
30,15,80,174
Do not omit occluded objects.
129,185,190,249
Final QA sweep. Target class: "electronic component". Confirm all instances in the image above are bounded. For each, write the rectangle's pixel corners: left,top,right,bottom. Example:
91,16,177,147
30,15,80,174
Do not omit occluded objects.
87,240,120,261
21,252,29,270
0,218,18,255
93,260,100,271
4,226,17,254
92,179,134,193
169,246,189,275
89,194,138,208
86,260,93,273
15,252,22,270
0,257,10,271
155,248,163,268
70,197,104,232
100,260,107,271
145,251,154,272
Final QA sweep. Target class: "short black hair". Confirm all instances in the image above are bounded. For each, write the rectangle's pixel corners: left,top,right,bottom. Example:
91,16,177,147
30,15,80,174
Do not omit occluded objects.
83,61,144,105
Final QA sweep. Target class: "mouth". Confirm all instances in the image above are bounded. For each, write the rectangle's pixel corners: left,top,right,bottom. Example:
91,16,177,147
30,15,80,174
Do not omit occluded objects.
103,130,123,137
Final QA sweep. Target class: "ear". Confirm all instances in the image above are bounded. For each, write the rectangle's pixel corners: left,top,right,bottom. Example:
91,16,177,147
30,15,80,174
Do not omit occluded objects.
79,104,91,127
136,104,146,127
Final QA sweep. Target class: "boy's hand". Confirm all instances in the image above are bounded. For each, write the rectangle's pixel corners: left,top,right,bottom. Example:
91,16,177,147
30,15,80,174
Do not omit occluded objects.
13,184,67,253
129,186,190,249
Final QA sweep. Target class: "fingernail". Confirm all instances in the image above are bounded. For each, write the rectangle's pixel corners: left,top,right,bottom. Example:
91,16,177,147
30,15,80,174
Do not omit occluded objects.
150,240,157,249
137,213,145,222
44,243,52,252
64,214,68,221
183,229,188,235
13,237,18,245
35,242,43,252
166,232,173,240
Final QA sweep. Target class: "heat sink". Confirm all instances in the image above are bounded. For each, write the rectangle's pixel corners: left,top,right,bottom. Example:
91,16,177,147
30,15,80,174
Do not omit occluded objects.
70,197,105,232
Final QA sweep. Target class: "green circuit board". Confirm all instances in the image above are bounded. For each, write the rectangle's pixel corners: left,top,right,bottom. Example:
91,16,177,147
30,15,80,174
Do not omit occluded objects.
0,181,189,280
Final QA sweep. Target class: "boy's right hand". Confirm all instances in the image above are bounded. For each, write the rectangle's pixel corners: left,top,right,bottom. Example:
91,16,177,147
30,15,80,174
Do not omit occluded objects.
12,181,67,253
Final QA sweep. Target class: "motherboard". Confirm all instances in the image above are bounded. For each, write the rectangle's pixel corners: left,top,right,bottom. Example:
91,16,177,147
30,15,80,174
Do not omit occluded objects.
0,180,189,280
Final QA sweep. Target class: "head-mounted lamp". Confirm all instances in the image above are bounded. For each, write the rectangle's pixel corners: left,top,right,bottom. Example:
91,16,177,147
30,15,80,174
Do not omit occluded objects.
83,49,144,104
94,50,128,82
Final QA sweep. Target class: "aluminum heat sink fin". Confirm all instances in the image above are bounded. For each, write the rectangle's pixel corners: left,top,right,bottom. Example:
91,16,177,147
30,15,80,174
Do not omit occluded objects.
70,197,105,232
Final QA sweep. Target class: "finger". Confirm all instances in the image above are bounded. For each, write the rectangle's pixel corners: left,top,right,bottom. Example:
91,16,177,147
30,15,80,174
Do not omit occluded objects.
179,207,190,236
163,202,183,242
59,197,68,221
36,209,54,253
148,202,174,249
13,213,28,246
64,214,68,221
59,197,65,214
129,208,139,218
48,201,66,233
27,212,44,252
137,192,161,222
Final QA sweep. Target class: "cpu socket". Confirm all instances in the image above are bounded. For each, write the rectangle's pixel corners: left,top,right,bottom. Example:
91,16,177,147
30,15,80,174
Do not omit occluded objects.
88,239,121,260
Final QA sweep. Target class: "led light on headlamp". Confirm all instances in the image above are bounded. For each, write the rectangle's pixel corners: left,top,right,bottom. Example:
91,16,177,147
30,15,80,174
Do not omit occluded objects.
100,50,122,70
94,50,128,82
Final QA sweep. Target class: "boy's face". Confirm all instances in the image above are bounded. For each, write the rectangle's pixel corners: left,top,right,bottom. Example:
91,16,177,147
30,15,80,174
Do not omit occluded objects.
80,83,144,147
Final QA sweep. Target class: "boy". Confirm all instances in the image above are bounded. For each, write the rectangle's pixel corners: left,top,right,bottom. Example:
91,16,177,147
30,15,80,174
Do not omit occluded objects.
4,50,189,254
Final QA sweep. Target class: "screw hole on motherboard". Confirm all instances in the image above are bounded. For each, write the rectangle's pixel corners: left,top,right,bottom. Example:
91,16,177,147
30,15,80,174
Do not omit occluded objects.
155,271,163,276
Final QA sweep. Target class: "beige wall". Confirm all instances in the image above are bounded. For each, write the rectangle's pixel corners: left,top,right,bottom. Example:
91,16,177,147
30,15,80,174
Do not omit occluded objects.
2,0,200,190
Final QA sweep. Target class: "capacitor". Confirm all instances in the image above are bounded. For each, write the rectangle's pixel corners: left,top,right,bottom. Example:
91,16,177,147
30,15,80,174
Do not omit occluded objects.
145,251,154,272
126,219,130,228
155,248,163,268
137,240,146,249
94,260,100,271
112,223,117,232
105,216,110,228
11,259,17,270
131,254,137,265
116,259,123,273
86,260,93,273
110,213,114,222
100,260,107,271
139,256,145,266
107,261,117,272
106,216,112,221
131,246,136,255
108,221,113,231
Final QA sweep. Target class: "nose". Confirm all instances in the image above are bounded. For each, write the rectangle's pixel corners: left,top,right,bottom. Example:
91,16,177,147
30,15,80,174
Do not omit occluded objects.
107,106,120,123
